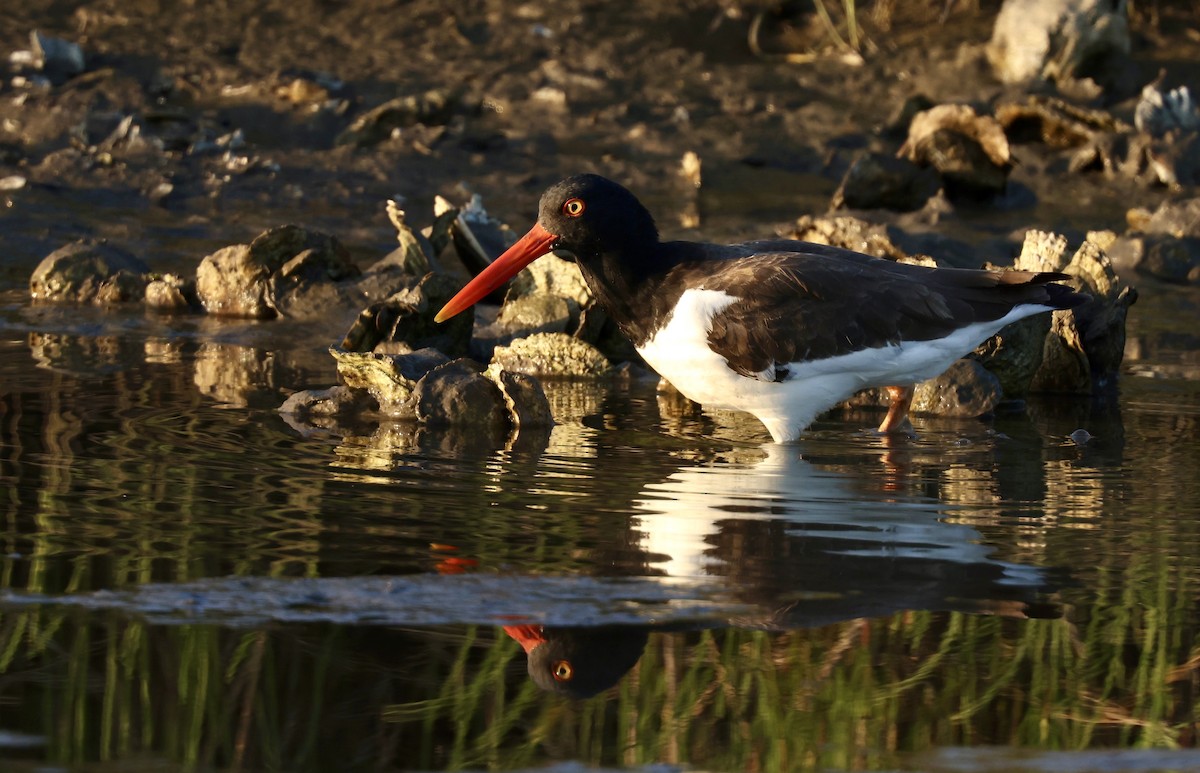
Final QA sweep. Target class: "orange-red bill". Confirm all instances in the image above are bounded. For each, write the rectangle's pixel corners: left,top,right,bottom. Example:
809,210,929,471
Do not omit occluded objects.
501,624,546,653
434,222,557,323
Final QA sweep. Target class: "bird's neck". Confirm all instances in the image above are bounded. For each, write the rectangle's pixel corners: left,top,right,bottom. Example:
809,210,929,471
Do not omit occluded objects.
576,243,681,347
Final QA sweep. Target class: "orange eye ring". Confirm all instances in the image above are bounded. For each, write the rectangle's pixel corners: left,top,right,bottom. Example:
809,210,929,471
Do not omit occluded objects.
562,198,585,217
551,660,573,682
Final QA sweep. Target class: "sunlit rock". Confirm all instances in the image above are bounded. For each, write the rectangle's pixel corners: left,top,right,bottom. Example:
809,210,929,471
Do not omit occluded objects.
491,333,611,378
145,273,199,312
784,214,911,260
196,225,357,318
30,239,150,304
900,104,1012,199
330,346,450,418
986,0,1131,92
485,364,554,428
996,94,1129,148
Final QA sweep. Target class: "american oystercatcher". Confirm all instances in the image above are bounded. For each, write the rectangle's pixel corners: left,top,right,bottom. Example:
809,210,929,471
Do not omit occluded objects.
436,174,1086,442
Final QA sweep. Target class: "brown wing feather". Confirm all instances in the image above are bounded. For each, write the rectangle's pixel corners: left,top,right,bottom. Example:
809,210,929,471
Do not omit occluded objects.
695,249,1082,380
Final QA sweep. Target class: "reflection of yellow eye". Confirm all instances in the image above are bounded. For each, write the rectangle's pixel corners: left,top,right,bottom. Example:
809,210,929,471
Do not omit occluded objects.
563,198,585,217
552,660,573,681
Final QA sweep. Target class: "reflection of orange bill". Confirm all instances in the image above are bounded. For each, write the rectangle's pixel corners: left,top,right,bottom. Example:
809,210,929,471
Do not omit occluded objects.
502,624,546,653
434,556,479,574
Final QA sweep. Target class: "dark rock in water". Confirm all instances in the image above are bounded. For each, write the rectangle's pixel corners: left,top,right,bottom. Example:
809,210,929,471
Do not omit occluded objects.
491,333,611,378
30,239,150,304
196,225,356,319
831,152,940,212
340,273,473,357
330,346,450,418
485,365,554,428
912,359,1003,419
900,105,1012,199
986,0,1132,95
1031,310,1092,394
1011,230,1136,394
267,246,363,320
279,385,379,420
414,359,508,428
145,273,200,312
971,314,1052,399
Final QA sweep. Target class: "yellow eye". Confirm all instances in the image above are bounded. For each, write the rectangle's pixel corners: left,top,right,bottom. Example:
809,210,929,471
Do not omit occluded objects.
563,198,585,217
551,660,573,682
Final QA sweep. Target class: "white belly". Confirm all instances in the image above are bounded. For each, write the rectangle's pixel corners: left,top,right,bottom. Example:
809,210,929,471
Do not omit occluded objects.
636,288,1051,443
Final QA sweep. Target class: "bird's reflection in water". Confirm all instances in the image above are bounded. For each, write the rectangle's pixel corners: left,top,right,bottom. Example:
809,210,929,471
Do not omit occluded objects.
505,441,1060,698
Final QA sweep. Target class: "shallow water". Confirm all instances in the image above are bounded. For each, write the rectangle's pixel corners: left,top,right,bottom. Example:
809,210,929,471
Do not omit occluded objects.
2,240,1200,772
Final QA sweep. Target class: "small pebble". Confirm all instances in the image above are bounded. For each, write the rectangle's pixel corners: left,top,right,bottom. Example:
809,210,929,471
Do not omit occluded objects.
1068,429,1094,445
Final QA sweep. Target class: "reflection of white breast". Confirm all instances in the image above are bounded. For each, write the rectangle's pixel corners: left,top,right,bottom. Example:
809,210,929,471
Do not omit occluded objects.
633,446,1034,583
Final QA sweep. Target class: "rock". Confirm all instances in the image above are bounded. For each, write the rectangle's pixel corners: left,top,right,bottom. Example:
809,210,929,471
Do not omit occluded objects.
1135,82,1199,138
507,253,594,308
1138,197,1200,238
1031,310,1091,394
986,0,1131,92
30,239,150,304
196,225,355,318
1012,229,1072,273
900,104,1012,199
330,346,449,418
1134,237,1200,283
496,293,574,337
491,333,611,377
339,273,473,356
485,364,554,428
413,359,508,428
784,215,911,260
971,314,1052,398
195,244,271,318
31,31,85,81
912,359,1004,419
267,246,362,320
996,95,1129,148
335,88,462,147
447,194,517,276
380,199,435,276
1064,237,1137,387
831,152,940,212
279,385,379,420
145,273,200,312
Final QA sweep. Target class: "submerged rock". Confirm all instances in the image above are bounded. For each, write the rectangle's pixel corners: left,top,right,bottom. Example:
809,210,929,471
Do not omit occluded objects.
491,333,611,378
30,239,150,304
912,359,1003,419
